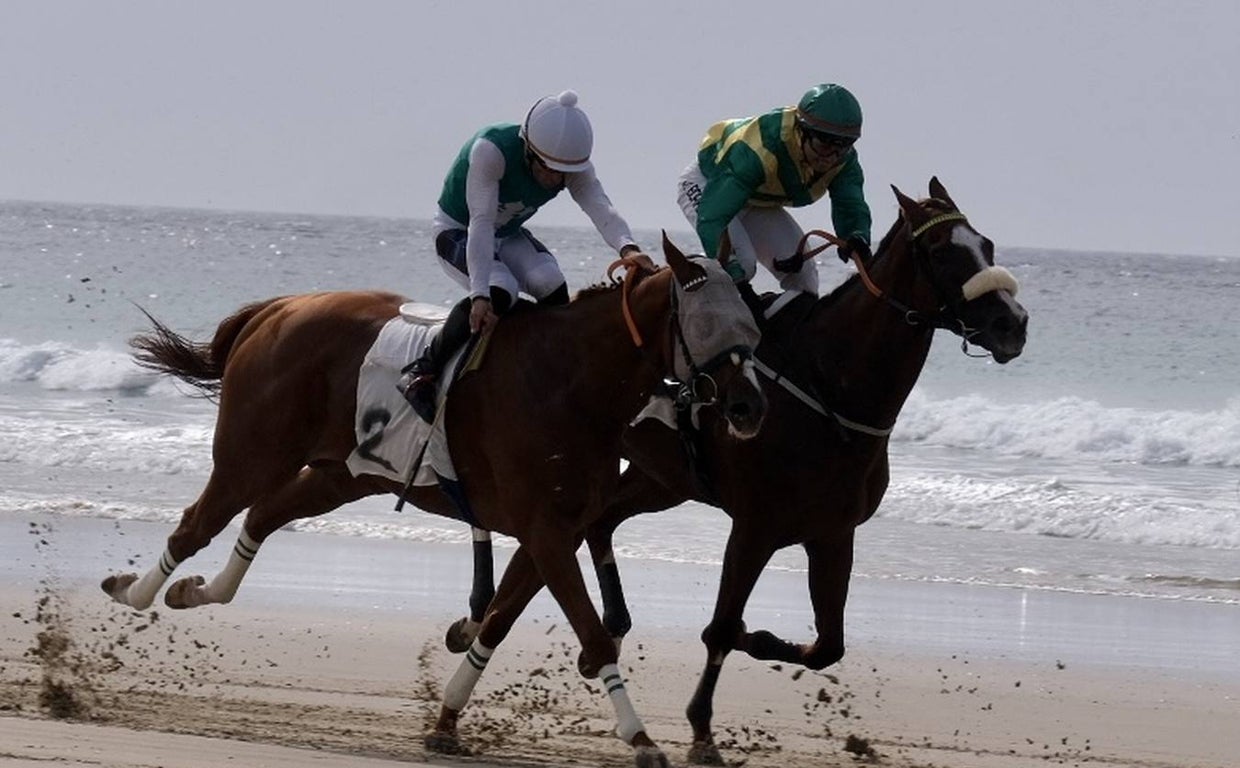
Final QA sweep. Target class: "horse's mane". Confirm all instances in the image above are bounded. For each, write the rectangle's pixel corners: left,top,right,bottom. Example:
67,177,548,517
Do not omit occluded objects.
573,264,669,303
816,196,955,308
575,279,624,301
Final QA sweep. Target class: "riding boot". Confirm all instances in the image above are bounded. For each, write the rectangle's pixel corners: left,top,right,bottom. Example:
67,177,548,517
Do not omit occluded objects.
397,296,472,423
735,280,766,329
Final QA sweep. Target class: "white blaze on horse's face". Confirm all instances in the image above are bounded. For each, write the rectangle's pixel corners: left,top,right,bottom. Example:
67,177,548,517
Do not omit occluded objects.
951,224,1020,301
674,259,761,382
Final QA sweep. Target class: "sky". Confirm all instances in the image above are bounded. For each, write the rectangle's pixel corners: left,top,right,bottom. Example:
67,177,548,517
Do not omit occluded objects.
2,1,1237,258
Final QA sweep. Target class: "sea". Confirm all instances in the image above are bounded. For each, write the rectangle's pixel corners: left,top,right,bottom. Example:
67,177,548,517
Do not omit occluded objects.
2,199,1238,615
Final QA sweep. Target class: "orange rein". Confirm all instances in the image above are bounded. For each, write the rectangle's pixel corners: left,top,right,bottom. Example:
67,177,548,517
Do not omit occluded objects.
796,229,885,299
606,253,661,347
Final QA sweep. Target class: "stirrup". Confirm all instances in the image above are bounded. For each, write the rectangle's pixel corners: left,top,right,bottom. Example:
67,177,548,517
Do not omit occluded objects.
398,371,438,423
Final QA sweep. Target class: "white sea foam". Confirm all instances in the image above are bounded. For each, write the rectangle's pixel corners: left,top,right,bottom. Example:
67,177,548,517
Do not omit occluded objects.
0,338,157,392
0,406,213,474
879,472,1240,550
896,390,1240,467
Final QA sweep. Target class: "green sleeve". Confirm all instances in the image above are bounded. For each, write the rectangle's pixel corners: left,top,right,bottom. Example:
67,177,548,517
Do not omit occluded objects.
827,153,872,244
695,172,755,259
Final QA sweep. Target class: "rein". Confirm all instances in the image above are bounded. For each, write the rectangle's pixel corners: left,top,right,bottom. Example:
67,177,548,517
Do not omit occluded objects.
607,254,659,347
759,212,978,438
798,216,971,333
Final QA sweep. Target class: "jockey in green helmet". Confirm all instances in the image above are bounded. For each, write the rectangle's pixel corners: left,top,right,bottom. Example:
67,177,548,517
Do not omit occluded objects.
679,83,872,296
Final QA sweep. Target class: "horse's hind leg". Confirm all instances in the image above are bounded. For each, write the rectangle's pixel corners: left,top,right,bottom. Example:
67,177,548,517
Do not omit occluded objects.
163,463,380,609
101,470,262,610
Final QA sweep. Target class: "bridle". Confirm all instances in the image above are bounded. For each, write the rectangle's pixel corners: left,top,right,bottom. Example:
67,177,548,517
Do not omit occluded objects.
794,208,1003,357
607,255,754,409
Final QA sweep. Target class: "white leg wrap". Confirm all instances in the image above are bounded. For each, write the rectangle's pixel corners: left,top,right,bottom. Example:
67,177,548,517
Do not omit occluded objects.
443,639,492,711
599,663,645,744
126,548,179,609
471,527,491,542
205,530,260,604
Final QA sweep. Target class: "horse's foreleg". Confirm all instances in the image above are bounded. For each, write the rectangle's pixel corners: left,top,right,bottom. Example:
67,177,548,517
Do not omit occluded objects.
444,527,494,653
426,545,543,755
731,531,855,669
798,531,854,669
587,525,632,647
589,462,690,648
527,531,668,768
686,527,775,765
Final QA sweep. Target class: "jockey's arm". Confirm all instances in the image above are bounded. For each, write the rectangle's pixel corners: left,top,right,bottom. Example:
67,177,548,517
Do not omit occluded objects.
696,172,753,261
565,170,640,257
463,139,506,299
826,154,872,246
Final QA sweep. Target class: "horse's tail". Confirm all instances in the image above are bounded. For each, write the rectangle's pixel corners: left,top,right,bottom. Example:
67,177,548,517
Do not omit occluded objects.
130,297,284,400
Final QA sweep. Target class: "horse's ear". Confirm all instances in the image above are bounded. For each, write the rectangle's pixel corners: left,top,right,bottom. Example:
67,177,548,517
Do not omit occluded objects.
891,184,929,229
663,230,709,292
928,176,958,210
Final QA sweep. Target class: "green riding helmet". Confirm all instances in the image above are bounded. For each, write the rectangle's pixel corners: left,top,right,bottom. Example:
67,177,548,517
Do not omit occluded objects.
796,83,862,139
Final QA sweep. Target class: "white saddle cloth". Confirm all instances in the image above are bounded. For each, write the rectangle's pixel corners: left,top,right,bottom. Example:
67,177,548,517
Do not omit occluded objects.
345,303,461,486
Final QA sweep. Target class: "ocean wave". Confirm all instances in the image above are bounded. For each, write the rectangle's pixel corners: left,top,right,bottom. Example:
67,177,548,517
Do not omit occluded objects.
6,334,1237,469
0,408,213,474
0,338,158,392
879,473,1240,550
896,390,1240,467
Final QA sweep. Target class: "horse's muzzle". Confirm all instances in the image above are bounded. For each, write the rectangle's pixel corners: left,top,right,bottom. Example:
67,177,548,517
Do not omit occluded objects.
723,370,767,439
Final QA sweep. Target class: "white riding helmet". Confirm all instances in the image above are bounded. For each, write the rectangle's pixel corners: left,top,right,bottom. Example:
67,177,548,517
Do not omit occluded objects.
520,90,593,173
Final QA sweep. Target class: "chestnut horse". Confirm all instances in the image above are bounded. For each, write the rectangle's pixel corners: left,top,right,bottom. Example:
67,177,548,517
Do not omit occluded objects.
452,179,1029,764
101,236,767,768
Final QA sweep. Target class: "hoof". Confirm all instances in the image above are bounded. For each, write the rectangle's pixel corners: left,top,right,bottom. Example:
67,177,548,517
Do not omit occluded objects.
164,575,206,609
577,650,602,678
634,744,670,768
424,730,469,755
443,616,477,654
687,739,724,766
101,573,138,604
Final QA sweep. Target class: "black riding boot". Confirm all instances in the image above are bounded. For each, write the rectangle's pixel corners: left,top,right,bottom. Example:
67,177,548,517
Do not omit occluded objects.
397,296,472,423
735,280,766,329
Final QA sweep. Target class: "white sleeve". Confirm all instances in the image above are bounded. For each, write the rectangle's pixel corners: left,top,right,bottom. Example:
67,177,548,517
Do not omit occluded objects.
464,139,506,298
566,169,638,253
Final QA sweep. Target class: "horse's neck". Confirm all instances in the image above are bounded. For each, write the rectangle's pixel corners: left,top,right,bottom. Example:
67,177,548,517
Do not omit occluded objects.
568,271,671,411
803,240,936,427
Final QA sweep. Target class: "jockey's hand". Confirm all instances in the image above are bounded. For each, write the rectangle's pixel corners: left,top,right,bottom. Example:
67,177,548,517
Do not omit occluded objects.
772,254,804,273
620,245,656,273
469,296,498,334
838,236,872,264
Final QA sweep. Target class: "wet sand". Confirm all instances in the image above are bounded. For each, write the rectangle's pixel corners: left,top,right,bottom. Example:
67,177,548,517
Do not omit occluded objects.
1,512,1237,767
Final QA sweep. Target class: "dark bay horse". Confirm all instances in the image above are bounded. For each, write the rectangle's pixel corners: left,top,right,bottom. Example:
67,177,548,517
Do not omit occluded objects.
100,236,767,768
452,178,1028,764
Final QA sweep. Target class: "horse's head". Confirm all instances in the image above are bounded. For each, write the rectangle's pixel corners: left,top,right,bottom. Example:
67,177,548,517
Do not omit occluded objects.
661,232,767,438
890,178,1028,363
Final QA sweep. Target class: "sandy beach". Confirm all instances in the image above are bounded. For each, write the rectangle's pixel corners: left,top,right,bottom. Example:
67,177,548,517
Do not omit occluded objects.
1,512,1237,768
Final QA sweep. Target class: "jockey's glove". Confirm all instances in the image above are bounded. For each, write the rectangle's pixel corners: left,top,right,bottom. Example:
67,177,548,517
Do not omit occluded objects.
838,236,872,264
